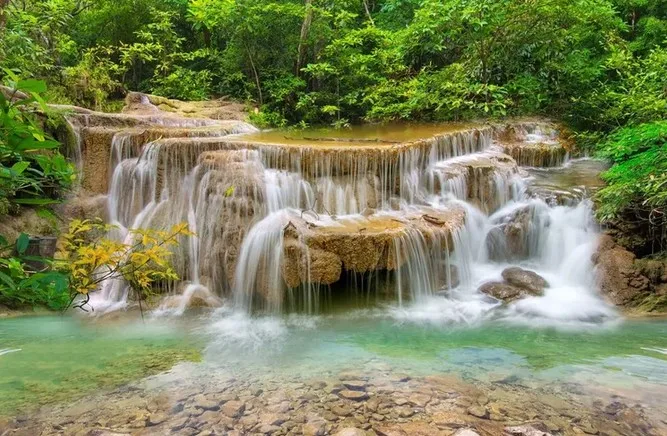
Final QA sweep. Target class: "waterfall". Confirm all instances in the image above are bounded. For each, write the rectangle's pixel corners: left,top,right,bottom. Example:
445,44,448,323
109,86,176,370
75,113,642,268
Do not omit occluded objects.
87,119,612,323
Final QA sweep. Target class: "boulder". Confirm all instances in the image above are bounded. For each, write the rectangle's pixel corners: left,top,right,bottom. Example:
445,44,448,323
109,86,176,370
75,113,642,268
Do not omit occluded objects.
501,267,548,294
478,282,526,302
593,235,651,306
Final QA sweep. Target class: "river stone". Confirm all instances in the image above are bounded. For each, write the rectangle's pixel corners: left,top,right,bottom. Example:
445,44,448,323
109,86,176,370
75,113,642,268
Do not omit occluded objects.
478,282,526,302
87,431,131,436
303,418,327,436
331,404,354,417
339,371,368,381
408,393,431,407
432,411,466,428
343,380,367,391
334,428,367,436
505,424,553,436
193,394,220,411
259,424,281,434
221,401,245,418
146,413,167,426
394,397,409,406
467,405,489,419
170,416,189,431
339,390,369,401
501,267,548,294
453,429,481,436
260,413,286,426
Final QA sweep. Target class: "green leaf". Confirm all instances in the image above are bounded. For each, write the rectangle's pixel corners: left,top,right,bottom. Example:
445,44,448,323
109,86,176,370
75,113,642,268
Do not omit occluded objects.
16,233,30,255
17,79,47,94
12,198,61,205
10,161,30,175
0,271,17,291
36,208,57,221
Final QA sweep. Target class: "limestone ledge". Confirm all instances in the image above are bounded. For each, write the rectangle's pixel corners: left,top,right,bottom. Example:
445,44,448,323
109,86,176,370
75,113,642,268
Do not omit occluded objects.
281,206,466,289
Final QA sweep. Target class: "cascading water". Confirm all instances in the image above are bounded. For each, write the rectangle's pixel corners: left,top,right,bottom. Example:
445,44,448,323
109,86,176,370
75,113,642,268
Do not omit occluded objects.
91,118,614,326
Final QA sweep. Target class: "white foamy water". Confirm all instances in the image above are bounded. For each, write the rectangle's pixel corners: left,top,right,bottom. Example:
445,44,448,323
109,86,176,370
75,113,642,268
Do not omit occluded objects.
85,120,616,329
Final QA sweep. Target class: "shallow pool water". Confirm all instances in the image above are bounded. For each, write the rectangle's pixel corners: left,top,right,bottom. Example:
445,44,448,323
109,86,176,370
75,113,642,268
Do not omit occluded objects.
2,309,665,419
0,315,200,416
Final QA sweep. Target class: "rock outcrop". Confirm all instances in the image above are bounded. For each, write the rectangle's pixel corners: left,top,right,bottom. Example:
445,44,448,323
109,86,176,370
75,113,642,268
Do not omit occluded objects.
495,122,568,168
427,152,520,213
592,234,654,307
281,206,466,291
486,205,535,261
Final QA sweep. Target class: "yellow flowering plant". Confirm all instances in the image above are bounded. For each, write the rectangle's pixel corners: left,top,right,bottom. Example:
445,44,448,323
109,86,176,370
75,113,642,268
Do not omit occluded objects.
57,219,194,311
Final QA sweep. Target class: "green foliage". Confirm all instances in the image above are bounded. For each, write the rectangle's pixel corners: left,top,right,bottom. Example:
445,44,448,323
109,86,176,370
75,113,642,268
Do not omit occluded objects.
0,233,70,310
1,0,663,128
0,0,666,255
152,67,211,101
0,73,76,211
62,48,123,110
596,122,667,223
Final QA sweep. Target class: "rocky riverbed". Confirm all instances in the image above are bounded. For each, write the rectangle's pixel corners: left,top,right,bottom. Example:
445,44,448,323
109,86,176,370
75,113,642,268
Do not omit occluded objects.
2,312,666,436
3,358,663,436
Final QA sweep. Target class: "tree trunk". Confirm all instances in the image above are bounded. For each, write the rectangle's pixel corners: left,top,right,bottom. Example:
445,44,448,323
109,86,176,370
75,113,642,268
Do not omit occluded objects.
0,0,11,30
362,0,375,26
244,42,263,105
296,0,313,77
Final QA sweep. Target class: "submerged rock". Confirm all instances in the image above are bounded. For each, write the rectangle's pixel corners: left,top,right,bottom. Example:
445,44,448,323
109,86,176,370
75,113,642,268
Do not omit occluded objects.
334,428,367,436
453,430,481,436
504,424,553,436
501,267,548,294
339,390,369,401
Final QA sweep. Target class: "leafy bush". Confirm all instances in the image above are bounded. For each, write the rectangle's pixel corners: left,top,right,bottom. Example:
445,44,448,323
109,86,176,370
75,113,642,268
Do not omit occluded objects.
596,121,667,223
0,234,70,310
62,48,124,110
151,67,212,101
0,73,76,212
57,220,194,310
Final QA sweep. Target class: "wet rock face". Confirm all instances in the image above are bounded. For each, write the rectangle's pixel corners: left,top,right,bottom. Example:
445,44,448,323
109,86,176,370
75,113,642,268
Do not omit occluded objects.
486,206,534,261
501,267,549,294
502,143,567,168
280,206,466,292
478,282,526,302
496,122,568,168
593,235,652,306
478,268,547,302
427,152,520,213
